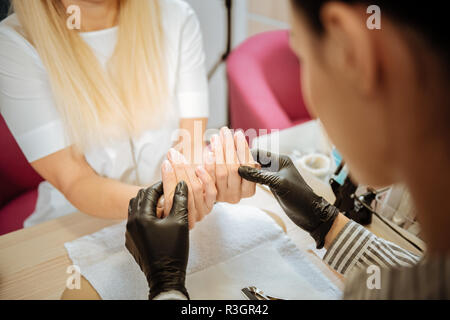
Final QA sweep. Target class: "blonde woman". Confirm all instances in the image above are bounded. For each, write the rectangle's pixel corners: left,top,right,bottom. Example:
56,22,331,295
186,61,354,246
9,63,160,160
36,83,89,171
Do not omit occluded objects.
0,0,254,228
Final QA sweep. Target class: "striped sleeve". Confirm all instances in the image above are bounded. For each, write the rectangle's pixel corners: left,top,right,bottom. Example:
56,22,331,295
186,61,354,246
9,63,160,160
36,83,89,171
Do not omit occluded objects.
323,220,421,276
343,255,450,299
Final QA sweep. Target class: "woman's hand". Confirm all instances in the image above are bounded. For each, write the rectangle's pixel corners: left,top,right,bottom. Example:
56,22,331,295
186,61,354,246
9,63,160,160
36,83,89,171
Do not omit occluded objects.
206,127,257,203
161,148,217,229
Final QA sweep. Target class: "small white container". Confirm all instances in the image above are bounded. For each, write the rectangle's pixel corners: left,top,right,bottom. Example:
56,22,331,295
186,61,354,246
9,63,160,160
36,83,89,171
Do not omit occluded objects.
296,153,331,180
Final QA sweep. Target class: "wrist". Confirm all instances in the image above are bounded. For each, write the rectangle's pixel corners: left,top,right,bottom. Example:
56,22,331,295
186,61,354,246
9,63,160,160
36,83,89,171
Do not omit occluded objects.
309,198,339,249
324,213,350,249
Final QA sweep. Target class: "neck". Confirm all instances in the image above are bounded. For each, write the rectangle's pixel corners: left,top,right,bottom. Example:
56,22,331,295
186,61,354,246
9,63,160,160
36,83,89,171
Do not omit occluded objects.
387,40,450,255
62,0,119,32
402,138,450,254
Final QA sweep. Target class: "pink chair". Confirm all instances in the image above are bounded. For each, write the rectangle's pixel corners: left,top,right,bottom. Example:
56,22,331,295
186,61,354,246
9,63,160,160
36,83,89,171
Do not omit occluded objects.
0,115,42,235
227,30,311,139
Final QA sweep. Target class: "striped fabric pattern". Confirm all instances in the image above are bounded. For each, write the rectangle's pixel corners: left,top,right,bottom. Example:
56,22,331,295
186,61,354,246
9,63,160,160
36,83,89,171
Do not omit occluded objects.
323,220,421,276
324,220,450,299
343,255,450,299
157,220,450,299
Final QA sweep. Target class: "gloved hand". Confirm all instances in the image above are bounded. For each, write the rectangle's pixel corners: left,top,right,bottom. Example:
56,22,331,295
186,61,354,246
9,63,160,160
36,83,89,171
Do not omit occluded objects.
238,150,339,249
125,180,190,300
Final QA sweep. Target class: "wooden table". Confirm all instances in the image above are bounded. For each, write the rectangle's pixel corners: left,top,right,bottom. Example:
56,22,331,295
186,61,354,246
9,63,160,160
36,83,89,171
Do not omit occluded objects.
0,212,121,299
0,165,423,300
0,166,343,300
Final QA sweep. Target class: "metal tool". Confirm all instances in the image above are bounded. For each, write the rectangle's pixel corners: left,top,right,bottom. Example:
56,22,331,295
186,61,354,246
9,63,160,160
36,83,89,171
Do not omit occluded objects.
241,286,284,300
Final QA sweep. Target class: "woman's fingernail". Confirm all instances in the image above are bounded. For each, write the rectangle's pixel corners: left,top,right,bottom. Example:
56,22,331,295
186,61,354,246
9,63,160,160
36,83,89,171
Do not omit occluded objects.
169,148,185,164
162,160,173,172
221,126,230,136
236,130,245,140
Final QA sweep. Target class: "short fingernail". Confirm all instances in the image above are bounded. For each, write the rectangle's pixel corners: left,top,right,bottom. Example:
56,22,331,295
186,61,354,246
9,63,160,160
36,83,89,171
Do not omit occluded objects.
221,126,231,136
169,148,185,164
162,160,173,172
236,130,245,140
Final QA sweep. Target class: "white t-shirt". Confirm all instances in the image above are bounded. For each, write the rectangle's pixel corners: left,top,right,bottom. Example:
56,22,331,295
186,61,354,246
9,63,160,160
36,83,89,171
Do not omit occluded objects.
0,0,209,226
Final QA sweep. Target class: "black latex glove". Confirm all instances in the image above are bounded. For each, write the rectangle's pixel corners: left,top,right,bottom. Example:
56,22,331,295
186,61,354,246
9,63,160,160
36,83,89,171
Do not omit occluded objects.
125,180,190,300
238,150,339,249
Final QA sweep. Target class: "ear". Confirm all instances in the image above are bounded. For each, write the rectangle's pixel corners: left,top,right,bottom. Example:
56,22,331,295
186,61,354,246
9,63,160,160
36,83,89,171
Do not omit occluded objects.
320,2,379,95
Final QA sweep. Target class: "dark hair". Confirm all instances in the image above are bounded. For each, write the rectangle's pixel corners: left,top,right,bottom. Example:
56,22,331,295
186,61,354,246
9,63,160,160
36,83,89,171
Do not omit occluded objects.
0,0,10,22
291,1,449,65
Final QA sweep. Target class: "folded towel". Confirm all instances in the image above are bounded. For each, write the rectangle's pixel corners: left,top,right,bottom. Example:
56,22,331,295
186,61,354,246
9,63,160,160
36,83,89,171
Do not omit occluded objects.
64,203,342,300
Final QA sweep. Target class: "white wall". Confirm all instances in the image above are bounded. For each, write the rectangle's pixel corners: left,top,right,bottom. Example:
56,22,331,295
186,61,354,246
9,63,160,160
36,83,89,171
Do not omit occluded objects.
185,0,247,129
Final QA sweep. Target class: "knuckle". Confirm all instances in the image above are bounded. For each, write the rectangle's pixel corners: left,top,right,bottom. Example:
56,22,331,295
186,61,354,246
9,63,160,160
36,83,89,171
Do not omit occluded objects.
203,174,213,185
230,164,240,174
228,194,240,204
216,169,227,181
216,193,226,202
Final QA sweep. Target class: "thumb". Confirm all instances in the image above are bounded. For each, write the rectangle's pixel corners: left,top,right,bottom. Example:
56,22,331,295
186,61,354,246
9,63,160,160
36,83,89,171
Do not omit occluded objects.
169,180,189,221
238,166,282,190
140,182,163,218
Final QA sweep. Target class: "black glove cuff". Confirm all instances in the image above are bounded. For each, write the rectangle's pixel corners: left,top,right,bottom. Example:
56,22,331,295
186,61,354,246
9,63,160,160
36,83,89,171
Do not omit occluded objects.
309,198,340,249
147,259,190,300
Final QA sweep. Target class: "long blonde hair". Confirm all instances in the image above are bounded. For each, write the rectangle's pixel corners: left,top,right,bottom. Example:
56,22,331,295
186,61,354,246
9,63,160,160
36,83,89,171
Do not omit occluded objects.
12,0,167,151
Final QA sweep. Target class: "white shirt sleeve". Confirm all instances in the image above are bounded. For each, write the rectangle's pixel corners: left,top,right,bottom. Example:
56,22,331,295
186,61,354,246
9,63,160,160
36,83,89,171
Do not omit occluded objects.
152,290,188,300
175,3,209,119
0,19,70,162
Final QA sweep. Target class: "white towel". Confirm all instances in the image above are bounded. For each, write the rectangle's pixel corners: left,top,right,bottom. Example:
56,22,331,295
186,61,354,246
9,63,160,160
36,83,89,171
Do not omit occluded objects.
64,203,342,300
